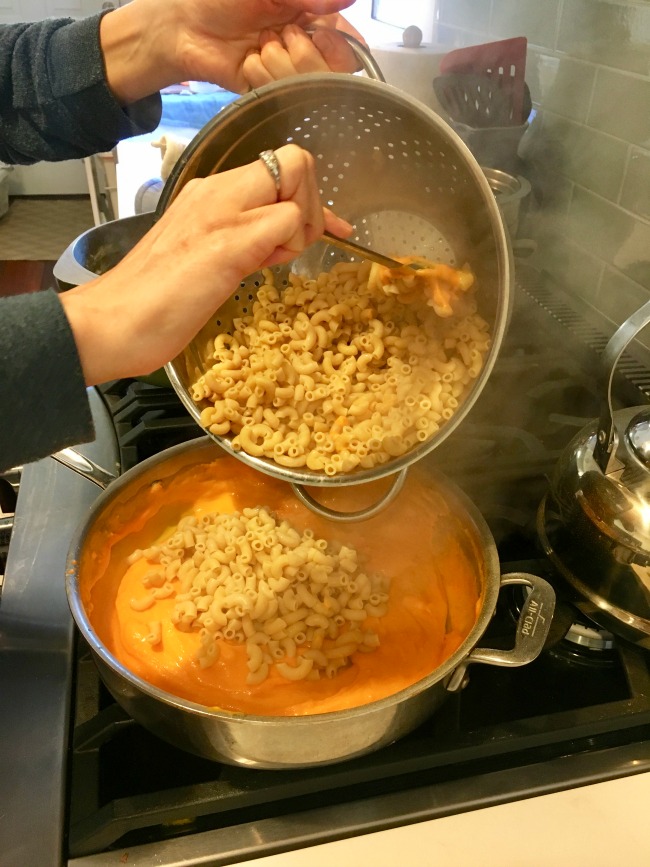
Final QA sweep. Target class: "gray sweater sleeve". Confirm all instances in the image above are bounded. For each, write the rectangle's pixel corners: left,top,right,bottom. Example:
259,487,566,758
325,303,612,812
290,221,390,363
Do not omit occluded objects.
0,13,166,471
0,290,93,472
0,13,162,163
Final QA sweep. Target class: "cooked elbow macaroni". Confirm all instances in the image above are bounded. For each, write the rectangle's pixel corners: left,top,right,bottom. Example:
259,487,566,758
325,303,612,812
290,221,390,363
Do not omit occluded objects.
368,257,476,318
129,508,389,683
191,260,490,474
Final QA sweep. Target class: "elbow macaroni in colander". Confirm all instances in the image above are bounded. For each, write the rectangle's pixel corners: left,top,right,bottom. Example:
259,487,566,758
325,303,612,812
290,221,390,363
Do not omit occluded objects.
191,259,490,475
127,506,388,684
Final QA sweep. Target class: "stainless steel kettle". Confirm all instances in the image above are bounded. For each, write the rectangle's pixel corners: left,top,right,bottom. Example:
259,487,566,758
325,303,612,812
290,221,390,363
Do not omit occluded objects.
538,299,650,647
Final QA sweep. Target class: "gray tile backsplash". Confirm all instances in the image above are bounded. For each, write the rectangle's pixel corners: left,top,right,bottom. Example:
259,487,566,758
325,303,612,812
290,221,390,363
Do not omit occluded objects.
558,0,650,76
490,0,560,49
599,265,650,323
588,68,650,146
541,115,627,202
621,148,650,220
435,0,650,337
525,52,595,123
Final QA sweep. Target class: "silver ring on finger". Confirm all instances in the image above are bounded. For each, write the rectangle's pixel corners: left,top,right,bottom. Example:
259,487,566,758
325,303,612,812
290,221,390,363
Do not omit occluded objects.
258,149,282,200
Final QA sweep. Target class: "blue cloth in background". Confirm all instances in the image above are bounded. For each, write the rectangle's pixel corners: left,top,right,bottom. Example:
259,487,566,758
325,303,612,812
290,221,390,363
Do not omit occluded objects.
160,90,239,129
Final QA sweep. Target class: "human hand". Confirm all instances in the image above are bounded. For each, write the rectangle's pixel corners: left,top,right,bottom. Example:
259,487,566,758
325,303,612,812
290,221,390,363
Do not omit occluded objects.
60,145,353,385
101,0,364,105
242,23,365,90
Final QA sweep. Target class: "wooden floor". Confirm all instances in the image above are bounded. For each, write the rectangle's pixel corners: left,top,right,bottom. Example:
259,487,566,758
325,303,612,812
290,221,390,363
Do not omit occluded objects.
0,261,56,297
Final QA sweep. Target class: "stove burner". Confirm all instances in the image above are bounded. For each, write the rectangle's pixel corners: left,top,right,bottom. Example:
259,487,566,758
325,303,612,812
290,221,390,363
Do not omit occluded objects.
564,618,615,652
503,563,616,656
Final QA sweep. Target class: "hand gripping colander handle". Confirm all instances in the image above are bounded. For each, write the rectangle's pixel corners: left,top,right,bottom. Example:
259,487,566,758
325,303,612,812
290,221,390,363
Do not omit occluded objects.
594,297,650,473
290,469,408,522
308,30,386,82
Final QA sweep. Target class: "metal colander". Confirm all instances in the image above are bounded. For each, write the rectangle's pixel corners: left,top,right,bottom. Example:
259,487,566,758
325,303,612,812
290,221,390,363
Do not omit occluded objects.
159,70,512,513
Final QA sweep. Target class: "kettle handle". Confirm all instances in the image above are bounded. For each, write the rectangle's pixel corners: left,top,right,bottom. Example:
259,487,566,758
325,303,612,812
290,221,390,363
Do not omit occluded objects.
594,297,650,473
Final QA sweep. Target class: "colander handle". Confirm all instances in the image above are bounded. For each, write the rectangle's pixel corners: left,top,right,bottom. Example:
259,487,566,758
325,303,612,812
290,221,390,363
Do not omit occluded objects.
290,468,408,522
308,30,386,82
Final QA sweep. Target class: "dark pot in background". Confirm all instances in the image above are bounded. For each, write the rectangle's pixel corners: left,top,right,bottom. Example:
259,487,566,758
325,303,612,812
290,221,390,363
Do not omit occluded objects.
53,211,155,290
53,212,169,387
481,167,531,238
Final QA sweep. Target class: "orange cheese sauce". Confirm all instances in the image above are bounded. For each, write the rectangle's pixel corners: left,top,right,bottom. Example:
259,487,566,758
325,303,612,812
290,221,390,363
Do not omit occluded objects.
80,453,483,717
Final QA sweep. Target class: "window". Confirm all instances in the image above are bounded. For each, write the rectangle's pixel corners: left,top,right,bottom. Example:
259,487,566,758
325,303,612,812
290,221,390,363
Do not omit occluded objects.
371,0,432,31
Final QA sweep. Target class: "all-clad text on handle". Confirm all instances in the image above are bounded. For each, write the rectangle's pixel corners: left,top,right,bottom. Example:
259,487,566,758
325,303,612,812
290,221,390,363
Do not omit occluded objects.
446,572,556,692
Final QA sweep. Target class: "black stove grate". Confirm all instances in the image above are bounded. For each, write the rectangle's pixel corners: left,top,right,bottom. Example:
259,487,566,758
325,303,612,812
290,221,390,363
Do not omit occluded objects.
99,378,202,470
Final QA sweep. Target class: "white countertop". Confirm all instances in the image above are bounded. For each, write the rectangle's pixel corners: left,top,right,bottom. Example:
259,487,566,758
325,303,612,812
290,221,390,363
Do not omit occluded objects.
115,123,650,867
244,772,650,866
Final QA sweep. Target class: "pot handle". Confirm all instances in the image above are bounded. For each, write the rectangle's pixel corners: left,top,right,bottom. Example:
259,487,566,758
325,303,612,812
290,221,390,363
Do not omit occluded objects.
290,468,408,522
50,447,119,489
446,572,556,692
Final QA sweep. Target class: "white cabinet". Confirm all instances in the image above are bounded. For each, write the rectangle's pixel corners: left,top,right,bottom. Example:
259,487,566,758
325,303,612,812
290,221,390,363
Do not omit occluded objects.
7,159,90,195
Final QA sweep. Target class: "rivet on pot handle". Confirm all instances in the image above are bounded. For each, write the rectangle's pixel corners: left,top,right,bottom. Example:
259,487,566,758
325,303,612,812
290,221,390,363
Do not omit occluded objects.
290,468,408,522
446,572,556,692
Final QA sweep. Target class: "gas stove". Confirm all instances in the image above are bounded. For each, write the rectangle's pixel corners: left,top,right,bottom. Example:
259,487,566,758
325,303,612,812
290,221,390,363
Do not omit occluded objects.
2,262,650,866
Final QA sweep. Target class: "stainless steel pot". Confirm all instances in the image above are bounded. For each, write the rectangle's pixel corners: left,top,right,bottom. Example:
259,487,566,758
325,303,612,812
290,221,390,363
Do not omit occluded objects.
538,299,650,647
61,437,554,768
481,166,531,238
